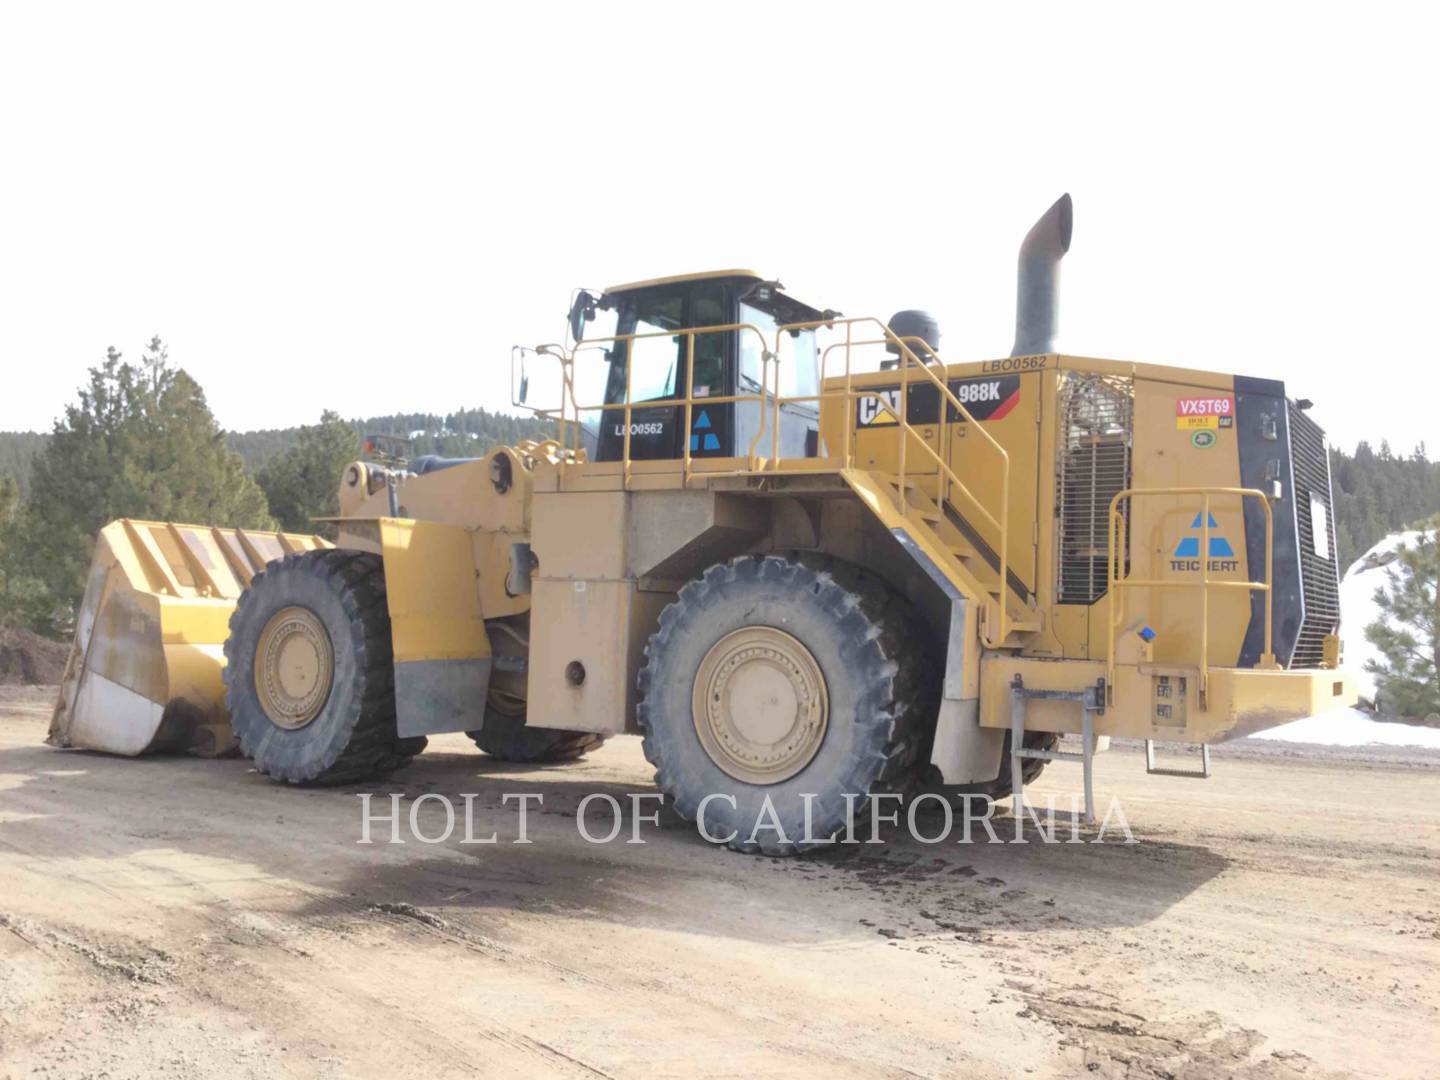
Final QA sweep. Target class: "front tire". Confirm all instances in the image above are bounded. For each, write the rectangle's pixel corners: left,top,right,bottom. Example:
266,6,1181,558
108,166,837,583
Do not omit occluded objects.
637,555,937,855
223,549,423,785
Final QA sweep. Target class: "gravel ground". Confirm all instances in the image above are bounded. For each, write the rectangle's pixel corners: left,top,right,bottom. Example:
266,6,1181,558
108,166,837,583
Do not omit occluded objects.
2,684,1437,1079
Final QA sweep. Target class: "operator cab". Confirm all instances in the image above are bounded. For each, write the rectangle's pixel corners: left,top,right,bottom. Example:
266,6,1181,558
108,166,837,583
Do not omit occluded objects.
568,271,827,463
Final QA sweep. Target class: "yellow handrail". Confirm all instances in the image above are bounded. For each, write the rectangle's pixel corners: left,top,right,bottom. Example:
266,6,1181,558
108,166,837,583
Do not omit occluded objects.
525,314,1021,646
771,316,1015,644
543,323,775,488
1106,486,1276,707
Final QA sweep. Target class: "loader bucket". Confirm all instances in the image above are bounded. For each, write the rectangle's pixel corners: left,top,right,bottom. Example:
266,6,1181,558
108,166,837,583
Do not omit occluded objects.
48,519,331,757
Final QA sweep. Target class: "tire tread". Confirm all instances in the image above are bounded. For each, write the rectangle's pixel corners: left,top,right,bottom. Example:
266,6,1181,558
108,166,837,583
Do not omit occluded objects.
637,554,939,855
223,549,423,786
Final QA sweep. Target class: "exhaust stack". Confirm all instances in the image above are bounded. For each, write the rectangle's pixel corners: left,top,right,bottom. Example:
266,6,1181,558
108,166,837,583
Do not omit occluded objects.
1010,193,1073,357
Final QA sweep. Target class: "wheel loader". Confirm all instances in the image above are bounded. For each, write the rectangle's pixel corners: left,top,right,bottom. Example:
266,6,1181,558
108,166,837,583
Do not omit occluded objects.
49,195,1357,852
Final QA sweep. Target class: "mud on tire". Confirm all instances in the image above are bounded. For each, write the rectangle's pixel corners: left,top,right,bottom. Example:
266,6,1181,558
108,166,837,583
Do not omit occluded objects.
223,550,424,785
637,554,939,855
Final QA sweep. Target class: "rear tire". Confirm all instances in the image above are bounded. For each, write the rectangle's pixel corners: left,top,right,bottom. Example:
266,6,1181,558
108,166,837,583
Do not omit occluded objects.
637,555,938,855
223,549,424,785
467,707,606,763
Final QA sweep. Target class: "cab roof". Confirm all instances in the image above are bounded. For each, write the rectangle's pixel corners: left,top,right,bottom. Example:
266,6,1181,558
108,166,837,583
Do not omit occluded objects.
602,269,764,296
600,269,827,324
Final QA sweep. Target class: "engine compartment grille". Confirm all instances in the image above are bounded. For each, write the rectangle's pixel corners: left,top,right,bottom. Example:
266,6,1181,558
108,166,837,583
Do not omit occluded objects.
1288,403,1341,667
1057,374,1134,603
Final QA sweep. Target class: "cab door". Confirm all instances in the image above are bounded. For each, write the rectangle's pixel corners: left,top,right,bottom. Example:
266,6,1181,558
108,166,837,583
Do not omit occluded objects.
594,283,735,462
595,288,685,461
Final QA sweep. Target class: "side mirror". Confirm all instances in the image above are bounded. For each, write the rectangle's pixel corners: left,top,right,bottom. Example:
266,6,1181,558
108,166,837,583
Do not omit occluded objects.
518,353,529,404
568,290,598,344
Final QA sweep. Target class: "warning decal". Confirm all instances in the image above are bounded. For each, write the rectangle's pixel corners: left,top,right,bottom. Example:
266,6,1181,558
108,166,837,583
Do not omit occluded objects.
1176,394,1234,431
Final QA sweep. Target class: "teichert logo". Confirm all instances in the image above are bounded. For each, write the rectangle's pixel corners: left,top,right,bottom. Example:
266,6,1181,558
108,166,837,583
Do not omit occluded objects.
690,409,721,452
1169,512,1239,573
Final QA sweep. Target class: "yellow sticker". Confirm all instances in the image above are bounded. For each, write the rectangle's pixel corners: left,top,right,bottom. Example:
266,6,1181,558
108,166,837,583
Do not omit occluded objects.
1178,415,1220,430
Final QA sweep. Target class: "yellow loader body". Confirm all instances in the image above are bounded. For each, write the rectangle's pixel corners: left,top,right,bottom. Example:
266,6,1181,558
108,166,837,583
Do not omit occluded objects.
45,194,1363,844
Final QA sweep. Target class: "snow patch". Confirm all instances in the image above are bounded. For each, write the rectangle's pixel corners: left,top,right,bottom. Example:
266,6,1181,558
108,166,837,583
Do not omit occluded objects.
1247,529,1438,748
1248,708,1440,749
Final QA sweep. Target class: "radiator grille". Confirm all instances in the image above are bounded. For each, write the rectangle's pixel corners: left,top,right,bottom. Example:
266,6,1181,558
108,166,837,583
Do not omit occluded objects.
1057,374,1134,603
1288,403,1341,667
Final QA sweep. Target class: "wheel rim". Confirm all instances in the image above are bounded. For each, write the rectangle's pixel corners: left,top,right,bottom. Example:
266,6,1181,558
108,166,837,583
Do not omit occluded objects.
254,606,334,730
692,626,829,784
487,687,527,717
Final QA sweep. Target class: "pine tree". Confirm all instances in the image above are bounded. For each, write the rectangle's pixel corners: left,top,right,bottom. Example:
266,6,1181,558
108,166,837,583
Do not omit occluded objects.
3,338,273,634
0,473,56,632
1364,522,1440,721
258,410,361,534
0,475,17,621
1329,442,1440,568
0,475,16,527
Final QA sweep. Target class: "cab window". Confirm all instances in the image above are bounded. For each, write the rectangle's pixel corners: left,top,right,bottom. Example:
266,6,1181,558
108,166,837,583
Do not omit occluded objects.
627,337,677,401
606,285,730,406
739,300,818,400
738,301,773,394
620,291,683,403
572,303,618,431
689,285,727,400
778,326,819,400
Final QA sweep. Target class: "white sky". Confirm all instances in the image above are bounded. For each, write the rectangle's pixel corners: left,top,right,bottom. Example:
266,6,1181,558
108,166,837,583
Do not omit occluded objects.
1,2,1435,453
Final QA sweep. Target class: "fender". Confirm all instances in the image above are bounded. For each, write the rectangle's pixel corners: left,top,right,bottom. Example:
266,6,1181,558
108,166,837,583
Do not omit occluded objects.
378,517,492,737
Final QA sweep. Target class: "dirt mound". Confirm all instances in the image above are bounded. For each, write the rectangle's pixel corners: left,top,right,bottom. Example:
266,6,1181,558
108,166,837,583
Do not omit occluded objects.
0,628,68,686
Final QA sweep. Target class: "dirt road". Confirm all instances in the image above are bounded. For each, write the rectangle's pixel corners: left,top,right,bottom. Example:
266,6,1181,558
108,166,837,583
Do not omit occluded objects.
2,685,1437,1079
